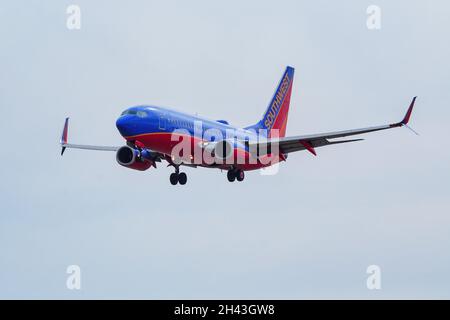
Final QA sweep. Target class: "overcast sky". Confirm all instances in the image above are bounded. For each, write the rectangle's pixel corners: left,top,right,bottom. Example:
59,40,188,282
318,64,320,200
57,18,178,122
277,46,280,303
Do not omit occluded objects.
1,0,449,299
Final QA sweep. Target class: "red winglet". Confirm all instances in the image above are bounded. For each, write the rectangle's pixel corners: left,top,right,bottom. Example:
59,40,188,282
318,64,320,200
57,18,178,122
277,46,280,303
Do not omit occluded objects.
60,117,69,155
299,140,317,156
401,96,416,125
61,117,69,144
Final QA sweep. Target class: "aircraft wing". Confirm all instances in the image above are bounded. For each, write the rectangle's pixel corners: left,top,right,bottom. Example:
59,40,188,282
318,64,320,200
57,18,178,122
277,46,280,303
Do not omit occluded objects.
249,97,417,156
60,117,121,155
59,118,168,168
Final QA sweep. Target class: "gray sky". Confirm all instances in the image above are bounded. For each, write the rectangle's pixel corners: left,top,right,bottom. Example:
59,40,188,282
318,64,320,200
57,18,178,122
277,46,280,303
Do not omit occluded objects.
1,0,449,299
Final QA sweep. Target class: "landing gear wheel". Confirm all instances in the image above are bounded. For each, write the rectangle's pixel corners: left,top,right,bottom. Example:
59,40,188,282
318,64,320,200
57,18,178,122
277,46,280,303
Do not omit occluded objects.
236,170,245,182
170,173,178,185
178,172,187,185
227,170,236,182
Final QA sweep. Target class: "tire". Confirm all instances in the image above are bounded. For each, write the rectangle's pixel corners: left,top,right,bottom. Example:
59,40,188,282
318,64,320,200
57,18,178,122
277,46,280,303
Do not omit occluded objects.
236,170,245,182
178,172,187,185
227,170,236,182
170,173,178,185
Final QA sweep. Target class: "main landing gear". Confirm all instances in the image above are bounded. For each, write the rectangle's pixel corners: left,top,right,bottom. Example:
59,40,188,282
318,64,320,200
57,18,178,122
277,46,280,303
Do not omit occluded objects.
227,168,245,182
169,166,187,185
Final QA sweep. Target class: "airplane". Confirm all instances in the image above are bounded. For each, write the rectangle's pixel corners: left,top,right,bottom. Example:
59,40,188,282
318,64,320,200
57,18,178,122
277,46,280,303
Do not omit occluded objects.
60,66,417,185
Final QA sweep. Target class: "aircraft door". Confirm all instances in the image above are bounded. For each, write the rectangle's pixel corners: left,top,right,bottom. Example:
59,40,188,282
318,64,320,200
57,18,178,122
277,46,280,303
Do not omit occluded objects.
159,113,167,130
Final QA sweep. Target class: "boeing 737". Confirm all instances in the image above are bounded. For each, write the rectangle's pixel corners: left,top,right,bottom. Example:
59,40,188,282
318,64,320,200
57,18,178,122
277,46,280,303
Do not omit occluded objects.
60,66,417,185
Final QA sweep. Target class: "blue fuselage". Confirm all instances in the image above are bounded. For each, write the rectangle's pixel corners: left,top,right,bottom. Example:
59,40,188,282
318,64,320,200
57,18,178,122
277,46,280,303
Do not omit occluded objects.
115,105,259,148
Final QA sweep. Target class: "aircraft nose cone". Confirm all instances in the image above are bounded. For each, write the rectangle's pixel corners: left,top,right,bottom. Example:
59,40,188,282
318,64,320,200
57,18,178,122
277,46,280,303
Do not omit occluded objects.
116,116,132,136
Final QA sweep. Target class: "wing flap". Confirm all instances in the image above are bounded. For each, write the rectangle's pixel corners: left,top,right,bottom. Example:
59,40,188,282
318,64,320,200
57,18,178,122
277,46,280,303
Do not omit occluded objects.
61,143,119,152
279,138,364,154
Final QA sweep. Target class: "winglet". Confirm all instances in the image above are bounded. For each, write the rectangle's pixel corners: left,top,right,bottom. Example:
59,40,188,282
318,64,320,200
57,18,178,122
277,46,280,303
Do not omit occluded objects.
401,96,416,125
60,117,69,155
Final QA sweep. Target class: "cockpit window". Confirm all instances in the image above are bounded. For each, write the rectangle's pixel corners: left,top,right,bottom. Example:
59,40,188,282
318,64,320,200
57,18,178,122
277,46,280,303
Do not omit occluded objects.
120,109,148,117
121,109,137,116
136,110,148,118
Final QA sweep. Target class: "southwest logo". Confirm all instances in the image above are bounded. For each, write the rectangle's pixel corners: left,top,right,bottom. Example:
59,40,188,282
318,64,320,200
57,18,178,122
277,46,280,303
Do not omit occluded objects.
264,73,291,129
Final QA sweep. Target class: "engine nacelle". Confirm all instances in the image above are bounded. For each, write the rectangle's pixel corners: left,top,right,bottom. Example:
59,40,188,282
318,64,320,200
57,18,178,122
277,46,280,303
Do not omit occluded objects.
116,145,153,171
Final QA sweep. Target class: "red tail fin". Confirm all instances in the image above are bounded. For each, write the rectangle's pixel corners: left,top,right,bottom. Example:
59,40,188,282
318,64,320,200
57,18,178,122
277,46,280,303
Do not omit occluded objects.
257,66,295,138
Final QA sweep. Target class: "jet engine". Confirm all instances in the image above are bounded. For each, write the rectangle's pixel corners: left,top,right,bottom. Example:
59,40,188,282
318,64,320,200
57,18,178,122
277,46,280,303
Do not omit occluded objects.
116,145,155,171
